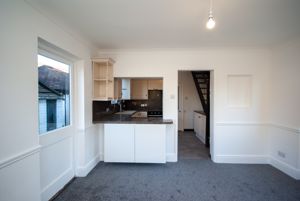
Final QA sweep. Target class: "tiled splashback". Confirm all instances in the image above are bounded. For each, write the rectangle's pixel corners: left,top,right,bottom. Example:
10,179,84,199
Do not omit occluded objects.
93,101,120,119
123,100,148,111
93,100,148,119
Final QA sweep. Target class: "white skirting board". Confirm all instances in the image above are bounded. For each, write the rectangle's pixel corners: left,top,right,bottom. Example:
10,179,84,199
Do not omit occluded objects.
76,155,100,177
41,168,74,201
269,157,300,180
214,155,269,164
166,153,177,162
214,154,300,180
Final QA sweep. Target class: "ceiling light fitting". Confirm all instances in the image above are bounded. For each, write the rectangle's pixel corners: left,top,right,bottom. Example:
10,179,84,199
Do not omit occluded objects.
206,0,216,29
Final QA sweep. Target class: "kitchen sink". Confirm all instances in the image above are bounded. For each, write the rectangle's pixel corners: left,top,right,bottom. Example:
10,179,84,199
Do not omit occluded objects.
131,111,147,118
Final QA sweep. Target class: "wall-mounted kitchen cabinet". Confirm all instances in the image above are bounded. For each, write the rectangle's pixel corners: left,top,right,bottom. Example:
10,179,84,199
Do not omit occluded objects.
131,79,148,100
92,58,115,100
148,79,163,90
130,78,163,100
114,78,122,99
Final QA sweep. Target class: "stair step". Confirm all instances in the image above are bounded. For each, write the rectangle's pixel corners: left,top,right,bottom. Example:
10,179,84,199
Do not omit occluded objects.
194,74,209,77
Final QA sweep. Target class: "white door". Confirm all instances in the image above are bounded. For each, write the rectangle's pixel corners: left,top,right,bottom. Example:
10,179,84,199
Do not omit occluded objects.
38,52,75,201
178,83,184,131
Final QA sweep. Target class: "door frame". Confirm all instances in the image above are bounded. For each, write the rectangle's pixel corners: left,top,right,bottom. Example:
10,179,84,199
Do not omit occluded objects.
177,69,215,159
178,81,184,131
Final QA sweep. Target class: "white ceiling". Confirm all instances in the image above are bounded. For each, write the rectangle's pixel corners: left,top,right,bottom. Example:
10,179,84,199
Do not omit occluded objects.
27,0,300,49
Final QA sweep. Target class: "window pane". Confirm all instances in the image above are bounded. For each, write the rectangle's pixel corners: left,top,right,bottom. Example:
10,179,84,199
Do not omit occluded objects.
38,54,70,134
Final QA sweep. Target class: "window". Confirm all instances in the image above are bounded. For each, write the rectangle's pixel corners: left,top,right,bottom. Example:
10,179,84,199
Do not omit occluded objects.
38,54,71,134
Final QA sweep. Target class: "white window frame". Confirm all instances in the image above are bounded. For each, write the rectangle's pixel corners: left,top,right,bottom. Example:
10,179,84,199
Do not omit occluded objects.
38,48,74,135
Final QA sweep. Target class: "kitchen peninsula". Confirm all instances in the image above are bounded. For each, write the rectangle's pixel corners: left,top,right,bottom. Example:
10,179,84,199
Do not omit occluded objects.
92,59,173,164
93,111,172,164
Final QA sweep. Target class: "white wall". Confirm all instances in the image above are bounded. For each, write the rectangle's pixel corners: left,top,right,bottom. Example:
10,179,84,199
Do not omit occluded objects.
98,48,271,163
0,1,97,201
98,47,300,179
268,38,300,179
178,71,203,129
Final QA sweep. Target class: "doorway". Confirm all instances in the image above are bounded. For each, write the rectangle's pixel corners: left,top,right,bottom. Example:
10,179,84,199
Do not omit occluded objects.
178,70,212,160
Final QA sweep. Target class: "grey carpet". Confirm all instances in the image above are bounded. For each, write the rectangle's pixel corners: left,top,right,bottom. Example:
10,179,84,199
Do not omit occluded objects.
53,132,300,201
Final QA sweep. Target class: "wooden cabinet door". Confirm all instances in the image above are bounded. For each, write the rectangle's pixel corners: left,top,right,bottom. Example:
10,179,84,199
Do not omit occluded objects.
148,79,163,90
114,78,122,99
104,124,135,162
135,125,166,163
131,79,148,99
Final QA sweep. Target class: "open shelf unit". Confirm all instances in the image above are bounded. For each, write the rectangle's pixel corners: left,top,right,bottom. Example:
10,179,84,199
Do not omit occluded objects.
92,58,115,100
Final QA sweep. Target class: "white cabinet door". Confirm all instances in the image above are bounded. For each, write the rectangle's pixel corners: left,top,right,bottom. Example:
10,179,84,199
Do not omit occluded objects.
104,124,135,162
194,112,206,144
201,116,206,142
193,112,199,134
135,125,166,163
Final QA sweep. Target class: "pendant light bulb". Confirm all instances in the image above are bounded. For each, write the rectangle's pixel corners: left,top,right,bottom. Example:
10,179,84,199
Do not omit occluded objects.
206,0,216,30
206,13,216,29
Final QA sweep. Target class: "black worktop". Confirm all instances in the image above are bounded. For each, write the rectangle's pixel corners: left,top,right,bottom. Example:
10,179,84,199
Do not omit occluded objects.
93,114,173,124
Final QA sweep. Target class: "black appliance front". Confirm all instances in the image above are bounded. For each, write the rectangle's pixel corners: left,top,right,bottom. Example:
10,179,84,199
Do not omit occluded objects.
147,90,163,117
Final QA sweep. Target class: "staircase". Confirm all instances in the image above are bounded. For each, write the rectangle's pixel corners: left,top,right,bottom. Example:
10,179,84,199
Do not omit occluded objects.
191,71,210,147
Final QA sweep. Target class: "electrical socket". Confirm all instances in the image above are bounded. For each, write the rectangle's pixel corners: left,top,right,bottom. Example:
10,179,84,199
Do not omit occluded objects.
277,151,286,158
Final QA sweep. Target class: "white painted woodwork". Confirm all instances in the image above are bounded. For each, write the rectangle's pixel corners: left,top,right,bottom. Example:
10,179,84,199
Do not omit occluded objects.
193,112,206,144
178,71,203,129
148,79,163,90
131,79,148,99
104,124,135,162
178,82,184,131
135,125,166,163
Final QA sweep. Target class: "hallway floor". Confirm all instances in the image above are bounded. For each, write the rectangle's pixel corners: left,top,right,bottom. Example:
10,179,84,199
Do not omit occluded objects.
178,131,210,160
53,131,300,201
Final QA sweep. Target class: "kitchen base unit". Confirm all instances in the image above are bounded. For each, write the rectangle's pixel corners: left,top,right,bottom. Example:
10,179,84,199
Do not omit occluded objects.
104,124,135,163
104,124,166,163
193,111,206,144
